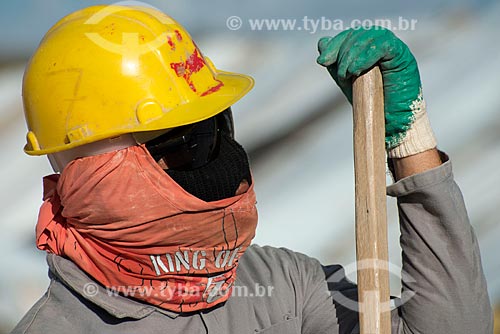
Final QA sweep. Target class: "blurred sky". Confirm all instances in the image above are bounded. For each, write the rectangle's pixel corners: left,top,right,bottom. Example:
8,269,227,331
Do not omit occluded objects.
0,0,495,61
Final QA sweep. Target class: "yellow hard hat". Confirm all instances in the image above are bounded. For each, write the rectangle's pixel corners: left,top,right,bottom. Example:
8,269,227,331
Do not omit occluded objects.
22,5,254,155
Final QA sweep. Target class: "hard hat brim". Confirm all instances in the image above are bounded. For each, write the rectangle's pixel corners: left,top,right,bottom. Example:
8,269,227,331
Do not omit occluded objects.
24,71,254,156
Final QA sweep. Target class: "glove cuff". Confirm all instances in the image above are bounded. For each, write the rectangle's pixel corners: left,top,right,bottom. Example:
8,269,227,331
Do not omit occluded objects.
387,98,437,158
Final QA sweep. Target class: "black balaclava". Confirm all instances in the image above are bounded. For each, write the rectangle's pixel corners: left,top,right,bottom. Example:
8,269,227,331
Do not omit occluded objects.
145,108,252,202
161,134,251,202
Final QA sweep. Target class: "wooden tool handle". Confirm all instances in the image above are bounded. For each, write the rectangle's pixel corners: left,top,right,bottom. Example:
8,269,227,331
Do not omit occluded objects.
352,67,391,334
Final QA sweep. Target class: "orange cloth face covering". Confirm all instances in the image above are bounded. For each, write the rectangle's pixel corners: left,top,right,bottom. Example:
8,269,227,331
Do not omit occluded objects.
36,145,258,313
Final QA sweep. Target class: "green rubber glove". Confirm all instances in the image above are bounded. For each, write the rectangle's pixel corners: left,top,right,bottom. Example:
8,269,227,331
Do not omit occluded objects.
317,27,436,157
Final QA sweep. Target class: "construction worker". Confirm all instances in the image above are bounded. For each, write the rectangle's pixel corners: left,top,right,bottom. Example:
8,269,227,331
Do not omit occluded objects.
11,5,492,334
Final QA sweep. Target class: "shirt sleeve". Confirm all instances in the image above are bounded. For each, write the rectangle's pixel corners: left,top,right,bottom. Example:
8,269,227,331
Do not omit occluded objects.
385,153,492,333
316,154,492,334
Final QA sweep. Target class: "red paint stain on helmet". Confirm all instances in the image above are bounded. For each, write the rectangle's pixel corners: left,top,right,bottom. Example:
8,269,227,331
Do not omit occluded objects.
201,80,224,97
185,49,205,72
175,30,182,41
167,36,176,50
170,49,206,93
170,49,223,96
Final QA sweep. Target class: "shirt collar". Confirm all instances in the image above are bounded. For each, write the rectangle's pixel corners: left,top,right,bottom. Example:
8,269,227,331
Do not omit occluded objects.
47,253,181,320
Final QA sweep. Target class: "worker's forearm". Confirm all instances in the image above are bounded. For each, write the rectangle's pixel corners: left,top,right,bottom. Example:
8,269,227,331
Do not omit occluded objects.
391,148,442,181
387,158,492,334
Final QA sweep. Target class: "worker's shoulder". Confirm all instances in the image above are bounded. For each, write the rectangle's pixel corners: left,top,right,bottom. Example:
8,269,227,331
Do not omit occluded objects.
238,244,324,281
243,244,321,263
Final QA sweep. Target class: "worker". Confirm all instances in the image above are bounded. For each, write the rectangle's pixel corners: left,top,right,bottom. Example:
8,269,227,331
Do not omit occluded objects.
11,5,492,334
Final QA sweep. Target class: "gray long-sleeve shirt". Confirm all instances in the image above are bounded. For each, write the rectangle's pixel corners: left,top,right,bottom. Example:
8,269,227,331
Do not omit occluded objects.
10,157,492,333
